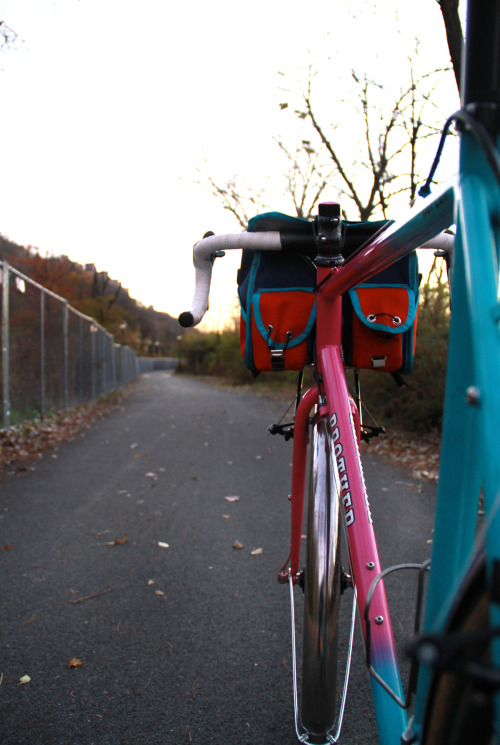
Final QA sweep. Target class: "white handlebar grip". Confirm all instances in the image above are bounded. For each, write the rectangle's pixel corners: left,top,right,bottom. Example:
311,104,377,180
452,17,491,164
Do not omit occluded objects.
421,231,455,252
178,231,282,327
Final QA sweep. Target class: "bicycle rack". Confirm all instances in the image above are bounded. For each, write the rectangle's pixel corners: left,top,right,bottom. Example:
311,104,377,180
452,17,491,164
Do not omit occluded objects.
364,561,431,709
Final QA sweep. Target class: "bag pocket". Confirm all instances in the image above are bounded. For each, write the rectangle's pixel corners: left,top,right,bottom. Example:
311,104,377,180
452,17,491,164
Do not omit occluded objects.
238,248,316,373
343,253,420,375
242,288,316,371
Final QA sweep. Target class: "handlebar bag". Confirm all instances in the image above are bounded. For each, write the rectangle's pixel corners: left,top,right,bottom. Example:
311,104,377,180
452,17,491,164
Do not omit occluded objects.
237,213,317,373
342,252,420,375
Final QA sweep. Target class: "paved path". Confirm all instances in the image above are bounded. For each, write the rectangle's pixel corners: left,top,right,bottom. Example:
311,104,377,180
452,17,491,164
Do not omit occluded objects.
0,373,436,744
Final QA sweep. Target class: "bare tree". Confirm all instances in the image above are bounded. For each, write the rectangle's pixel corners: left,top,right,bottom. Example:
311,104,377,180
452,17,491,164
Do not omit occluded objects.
196,139,334,227
0,20,18,52
195,171,271,230
199,30,454,225
297,56,449,221
273,138,334,219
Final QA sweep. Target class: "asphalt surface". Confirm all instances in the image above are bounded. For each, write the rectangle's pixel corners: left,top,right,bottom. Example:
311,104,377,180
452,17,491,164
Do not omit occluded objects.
0,372,437,745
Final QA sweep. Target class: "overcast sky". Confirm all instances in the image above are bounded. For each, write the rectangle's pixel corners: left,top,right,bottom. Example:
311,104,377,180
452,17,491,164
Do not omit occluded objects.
0,0,459,329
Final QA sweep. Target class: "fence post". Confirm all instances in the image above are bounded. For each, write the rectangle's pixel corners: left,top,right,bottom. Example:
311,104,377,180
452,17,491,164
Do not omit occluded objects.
63,301,69,409
79,316,83,403
40,290,45,416
110,339,115,391
2,262,10,429
91,324,96,399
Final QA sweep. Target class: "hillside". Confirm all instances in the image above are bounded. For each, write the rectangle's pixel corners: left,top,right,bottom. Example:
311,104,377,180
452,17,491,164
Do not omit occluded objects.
0,234,182,355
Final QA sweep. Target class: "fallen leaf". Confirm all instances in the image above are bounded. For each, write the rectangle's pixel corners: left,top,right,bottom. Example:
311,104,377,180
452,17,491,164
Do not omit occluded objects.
158,542,170,549
251,548,263,556
18,675,31,685
107,534,128,546
67,658,83,669
233,540,244,550
224,496,240,503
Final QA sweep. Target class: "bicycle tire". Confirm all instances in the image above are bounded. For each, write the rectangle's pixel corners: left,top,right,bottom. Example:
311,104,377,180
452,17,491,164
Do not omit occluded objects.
301,416,343,743
422,554,494,745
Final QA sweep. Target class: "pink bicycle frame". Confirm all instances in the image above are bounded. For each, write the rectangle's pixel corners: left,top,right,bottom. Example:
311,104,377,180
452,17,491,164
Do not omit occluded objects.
285,265,408,744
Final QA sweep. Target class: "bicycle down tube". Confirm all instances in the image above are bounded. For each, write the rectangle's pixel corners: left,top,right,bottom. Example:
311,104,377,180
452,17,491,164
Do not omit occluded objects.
284,260,425,744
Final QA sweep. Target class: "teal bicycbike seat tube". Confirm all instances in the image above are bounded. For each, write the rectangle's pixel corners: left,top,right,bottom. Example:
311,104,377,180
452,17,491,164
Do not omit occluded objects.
412,118,500,745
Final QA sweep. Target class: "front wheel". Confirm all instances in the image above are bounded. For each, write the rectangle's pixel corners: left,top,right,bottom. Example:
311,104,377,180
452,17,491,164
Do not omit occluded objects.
301,417,343,743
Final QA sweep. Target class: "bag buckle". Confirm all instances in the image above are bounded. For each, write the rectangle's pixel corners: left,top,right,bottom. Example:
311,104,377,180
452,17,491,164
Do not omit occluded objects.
270,349,286,371
268,329,293,371
371,356,387,369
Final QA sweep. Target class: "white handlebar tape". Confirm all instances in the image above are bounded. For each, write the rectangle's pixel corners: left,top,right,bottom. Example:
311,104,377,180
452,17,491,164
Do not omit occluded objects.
421,232,455,251
179,231,282,327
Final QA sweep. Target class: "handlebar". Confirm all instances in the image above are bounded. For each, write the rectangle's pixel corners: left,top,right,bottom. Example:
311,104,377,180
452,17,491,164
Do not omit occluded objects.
178,230,282,327
178,224,454,329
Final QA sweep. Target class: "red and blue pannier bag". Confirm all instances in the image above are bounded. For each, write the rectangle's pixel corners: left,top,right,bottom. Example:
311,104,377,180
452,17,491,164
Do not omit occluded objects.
342,252,420,375
237,213,316,373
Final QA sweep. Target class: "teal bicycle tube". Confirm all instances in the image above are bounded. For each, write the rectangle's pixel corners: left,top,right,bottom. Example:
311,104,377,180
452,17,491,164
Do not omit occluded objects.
412,125,500,740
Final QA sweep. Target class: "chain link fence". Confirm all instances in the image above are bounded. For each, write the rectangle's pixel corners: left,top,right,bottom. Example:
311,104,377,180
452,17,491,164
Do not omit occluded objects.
1,261,138,429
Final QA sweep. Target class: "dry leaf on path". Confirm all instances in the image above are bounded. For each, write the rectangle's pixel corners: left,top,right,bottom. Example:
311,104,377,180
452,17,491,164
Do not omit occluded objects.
67,658,83,669
18,675,31,685
107,535,128,546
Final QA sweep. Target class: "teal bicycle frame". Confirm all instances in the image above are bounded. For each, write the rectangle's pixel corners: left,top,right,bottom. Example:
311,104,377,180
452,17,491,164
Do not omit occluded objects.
414,125,500,739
